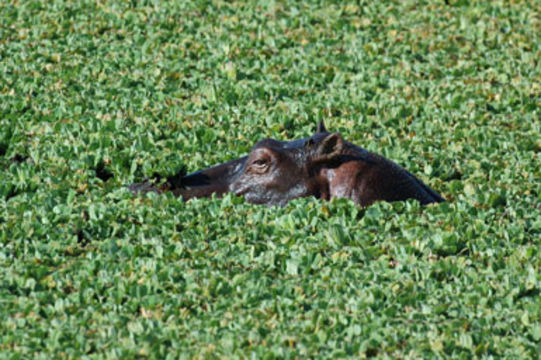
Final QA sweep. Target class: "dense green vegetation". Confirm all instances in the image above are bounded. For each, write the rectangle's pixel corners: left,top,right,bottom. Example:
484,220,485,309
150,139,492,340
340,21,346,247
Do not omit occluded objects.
1,0,540,358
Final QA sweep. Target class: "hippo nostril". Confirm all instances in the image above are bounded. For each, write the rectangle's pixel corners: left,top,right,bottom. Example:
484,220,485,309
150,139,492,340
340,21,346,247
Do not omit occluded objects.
234,187,247,196
230,183,246,196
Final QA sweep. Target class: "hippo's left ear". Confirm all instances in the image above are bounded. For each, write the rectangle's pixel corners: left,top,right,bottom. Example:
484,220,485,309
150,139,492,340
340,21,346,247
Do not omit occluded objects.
317,120,327,133
311,132,344,163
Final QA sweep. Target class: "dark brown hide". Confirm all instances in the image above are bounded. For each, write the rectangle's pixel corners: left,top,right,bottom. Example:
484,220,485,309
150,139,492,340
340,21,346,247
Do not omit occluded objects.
229,122,444,206
130,121,445,207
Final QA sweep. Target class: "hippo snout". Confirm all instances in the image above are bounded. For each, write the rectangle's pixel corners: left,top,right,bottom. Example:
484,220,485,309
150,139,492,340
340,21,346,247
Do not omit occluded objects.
229,181,247,196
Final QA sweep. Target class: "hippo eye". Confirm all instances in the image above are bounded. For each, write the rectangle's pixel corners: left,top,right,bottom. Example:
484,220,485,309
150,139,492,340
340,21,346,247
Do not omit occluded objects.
249,158,270,173
252,159,268,167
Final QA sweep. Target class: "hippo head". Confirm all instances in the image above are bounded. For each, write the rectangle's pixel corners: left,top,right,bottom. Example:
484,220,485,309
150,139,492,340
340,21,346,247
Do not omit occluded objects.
229,122,345,206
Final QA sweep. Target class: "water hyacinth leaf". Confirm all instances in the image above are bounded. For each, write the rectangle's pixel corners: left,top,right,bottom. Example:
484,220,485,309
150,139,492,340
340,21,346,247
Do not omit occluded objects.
1,0,539,359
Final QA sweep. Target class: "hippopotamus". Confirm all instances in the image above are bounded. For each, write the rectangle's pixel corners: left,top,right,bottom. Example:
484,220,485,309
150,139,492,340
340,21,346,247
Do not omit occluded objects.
130,121,445,207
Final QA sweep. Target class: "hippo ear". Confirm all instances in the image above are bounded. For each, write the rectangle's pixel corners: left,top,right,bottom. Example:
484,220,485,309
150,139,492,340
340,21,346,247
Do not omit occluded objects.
312,132,344,163
317,120,327,133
